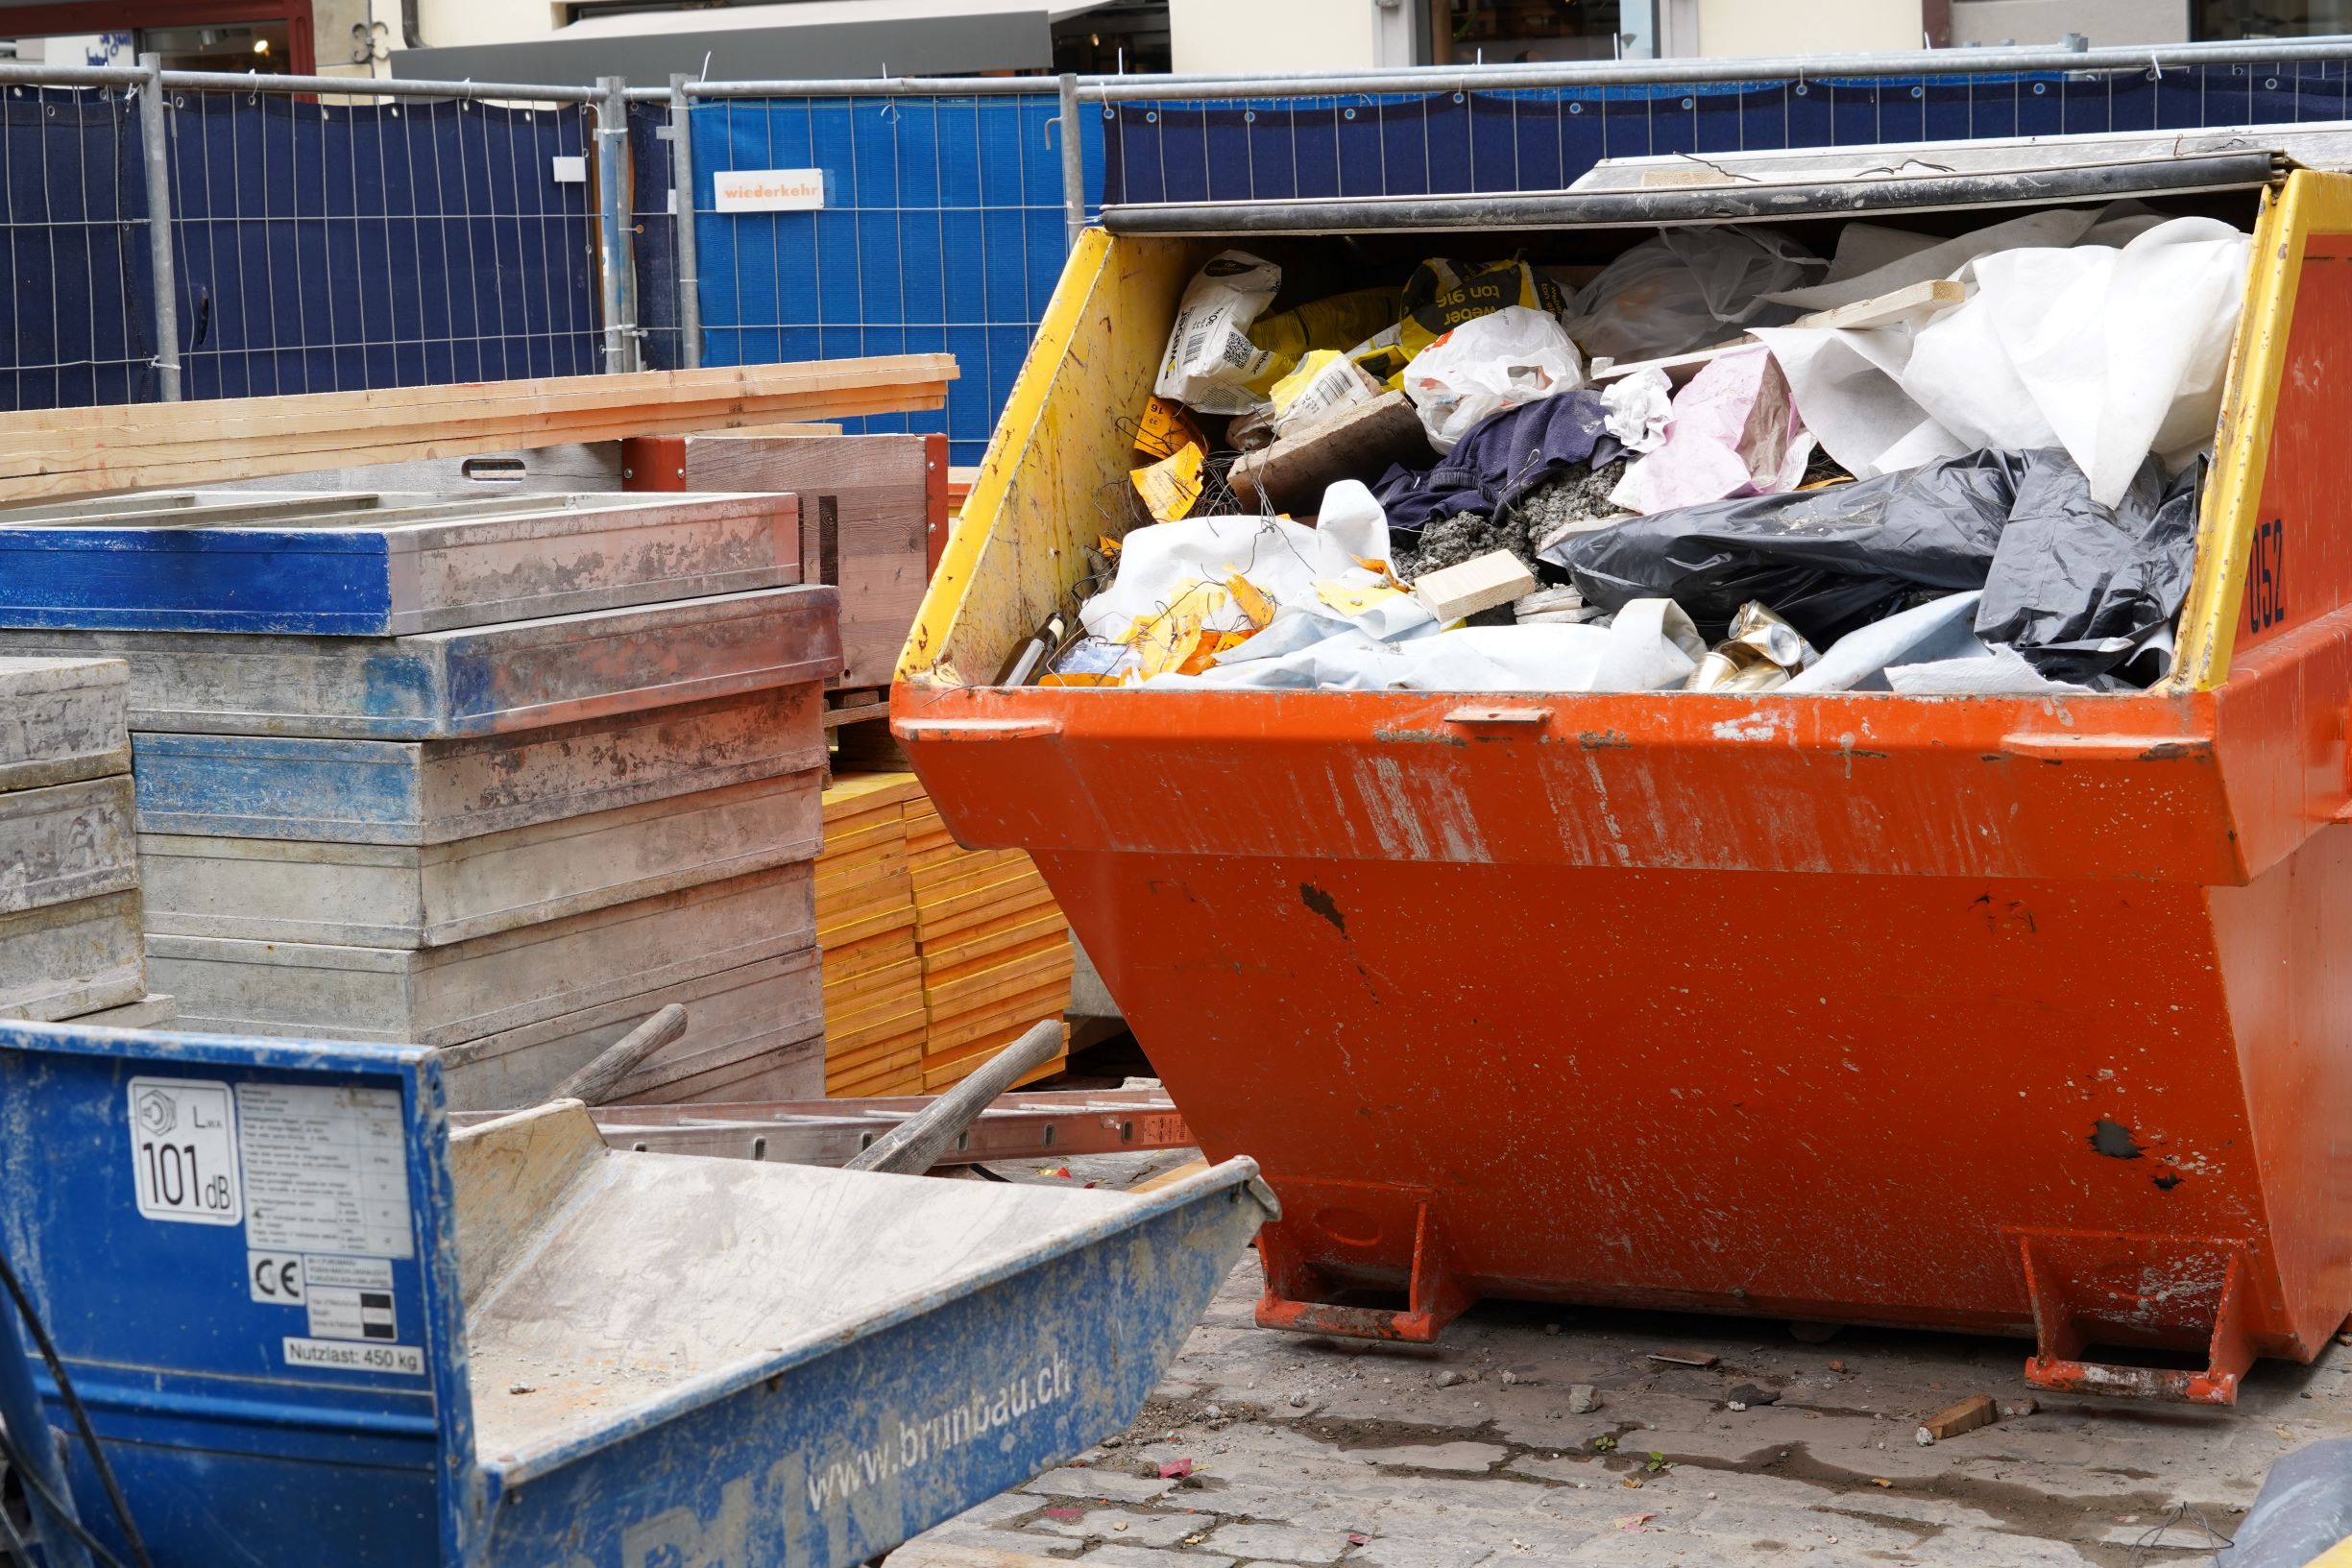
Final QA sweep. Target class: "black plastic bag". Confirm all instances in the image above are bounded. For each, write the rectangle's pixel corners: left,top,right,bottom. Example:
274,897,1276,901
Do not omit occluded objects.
1976,452,2203,685
1548,446,2202,685
1545,449,2024,645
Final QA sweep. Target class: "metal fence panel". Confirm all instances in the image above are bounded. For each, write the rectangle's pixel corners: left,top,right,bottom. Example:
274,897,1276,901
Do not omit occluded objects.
1098,61,2346,205
161,88,601,398
687,92,1103,465
0,85,157,411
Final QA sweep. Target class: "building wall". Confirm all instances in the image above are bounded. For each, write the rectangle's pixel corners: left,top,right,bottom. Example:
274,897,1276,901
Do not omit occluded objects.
1168,0,1379,73
1690,0,1926,56
1949,0,2188,44
413,0,559,49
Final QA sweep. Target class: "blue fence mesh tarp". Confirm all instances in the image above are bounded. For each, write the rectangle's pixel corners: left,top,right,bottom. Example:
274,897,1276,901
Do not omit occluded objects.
0,88,158,411
690,93,1103,465
1099,62,2340,203
162,92,600,398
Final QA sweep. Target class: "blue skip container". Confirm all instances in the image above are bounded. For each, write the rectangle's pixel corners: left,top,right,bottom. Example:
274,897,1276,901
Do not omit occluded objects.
0,1022,1273,1566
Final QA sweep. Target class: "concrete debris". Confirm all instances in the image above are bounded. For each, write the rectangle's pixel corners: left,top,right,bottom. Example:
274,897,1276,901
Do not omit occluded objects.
1522,456,1635,557
1566,1384,1601,1414
1432,1369,1469,1388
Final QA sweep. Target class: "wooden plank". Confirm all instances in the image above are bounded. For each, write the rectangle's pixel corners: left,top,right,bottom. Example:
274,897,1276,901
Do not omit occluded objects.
1229,392,1432,514
1792,278,1966,332
687,433,933,689
1588,344,1746,386
0,358,955,504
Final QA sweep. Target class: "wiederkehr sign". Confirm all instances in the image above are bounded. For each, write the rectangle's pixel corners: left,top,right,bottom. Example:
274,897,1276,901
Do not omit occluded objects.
714,168,830,212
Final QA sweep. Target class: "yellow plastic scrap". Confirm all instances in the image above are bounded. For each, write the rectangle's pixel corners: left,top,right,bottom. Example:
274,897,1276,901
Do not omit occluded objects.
1131,442,1207,522
1119,581,1228,680
1316,578,1406,618
1097,534,1124,559
1132,395,1207,461
1224,571,1276,631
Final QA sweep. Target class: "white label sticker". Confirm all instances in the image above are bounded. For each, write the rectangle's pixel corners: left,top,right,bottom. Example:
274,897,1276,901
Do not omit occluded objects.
551,154,586,183
128,1077,242,1225
283,1337,424,1377
303,1254,393,1291
714,167,827,212
237,1084,413,1260
248,1250,304,1304
305,1285,398,1343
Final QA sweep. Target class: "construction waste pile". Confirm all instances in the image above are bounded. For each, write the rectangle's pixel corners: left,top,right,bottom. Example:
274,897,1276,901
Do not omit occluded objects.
1037,204,2250,695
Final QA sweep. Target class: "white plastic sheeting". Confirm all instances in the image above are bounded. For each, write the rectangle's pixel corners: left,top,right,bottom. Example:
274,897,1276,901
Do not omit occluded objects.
1756,214,2249,507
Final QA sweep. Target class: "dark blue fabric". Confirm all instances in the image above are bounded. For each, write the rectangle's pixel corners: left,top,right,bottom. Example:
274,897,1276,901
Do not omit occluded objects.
164,93,600,398
1372,391,1619,537
0,89,157,411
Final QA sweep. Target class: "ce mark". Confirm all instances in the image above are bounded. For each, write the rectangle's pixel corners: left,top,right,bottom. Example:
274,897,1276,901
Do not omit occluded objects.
247,1250,304,1305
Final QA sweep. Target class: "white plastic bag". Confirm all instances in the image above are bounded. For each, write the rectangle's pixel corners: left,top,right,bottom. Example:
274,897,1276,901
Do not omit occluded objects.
1153,251,1285,415
1564,229,1825,365
1401,306,1585,453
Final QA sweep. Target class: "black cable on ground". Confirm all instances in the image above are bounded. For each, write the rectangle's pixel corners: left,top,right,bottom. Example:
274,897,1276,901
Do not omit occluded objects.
0,1245,150,1568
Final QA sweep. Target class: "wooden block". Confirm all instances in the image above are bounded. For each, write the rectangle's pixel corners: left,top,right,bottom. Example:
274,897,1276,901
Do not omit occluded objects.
1646,1349,1719,1367
1791,278,1966,332
1915,1395,1998,1445
1228,392,1432,513
687,435,932,690
1412,550,1538,621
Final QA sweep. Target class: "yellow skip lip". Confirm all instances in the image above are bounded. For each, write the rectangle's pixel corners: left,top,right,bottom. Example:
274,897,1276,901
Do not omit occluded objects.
2167,169,2352,692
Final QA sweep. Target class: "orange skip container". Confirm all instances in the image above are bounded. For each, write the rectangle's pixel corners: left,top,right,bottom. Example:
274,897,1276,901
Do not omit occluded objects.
895,157,2352,1403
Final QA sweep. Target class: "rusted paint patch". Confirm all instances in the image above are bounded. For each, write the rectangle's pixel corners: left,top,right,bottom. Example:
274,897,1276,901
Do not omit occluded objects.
1372,727,1467,748
1577,731,1632,750
2089,1120,2146,1160
1300,883,1346,937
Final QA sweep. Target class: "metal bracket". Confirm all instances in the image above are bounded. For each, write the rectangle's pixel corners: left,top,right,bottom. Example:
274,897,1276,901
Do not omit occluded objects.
2015,1232,2256,1405
1255,1190,1470,1343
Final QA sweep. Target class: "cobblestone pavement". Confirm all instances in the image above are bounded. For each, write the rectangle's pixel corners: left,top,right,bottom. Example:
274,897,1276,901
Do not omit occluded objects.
894,1253,2342,1566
